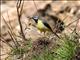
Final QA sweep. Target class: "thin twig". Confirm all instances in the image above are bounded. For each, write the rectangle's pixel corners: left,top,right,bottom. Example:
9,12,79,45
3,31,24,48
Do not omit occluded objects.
68,27,80,39
65,18,79,27
16,0,26,40
72,18,80,34
8,31,19,48
2,16,12,33
0,37,13,48
63,15,69,22
2,16,20,47
7,11,21,46
33,0,38,13
17,0,22,9
7,11,13,30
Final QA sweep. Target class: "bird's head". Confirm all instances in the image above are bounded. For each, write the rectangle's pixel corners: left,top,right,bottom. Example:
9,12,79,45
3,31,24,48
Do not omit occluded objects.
32,16,39,23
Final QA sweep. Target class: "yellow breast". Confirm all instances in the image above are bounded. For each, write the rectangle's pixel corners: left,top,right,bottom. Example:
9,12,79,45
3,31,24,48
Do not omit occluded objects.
36,20,50,32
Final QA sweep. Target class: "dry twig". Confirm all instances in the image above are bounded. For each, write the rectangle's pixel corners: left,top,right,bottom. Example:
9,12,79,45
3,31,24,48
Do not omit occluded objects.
16,0,26,41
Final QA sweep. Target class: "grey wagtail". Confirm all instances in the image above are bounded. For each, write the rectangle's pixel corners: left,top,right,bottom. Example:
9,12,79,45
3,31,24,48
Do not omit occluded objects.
28,16,60,38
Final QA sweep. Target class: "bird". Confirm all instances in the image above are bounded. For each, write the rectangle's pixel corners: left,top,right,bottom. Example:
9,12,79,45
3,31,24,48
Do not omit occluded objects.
31,16,60,39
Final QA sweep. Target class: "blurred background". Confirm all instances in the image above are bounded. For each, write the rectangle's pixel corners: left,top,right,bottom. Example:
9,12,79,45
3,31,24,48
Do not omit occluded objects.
1,0,80,60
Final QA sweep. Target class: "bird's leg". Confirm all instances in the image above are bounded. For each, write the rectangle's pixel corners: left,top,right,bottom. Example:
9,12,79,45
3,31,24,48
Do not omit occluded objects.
40,31,45,37
39,30,46,37
38,30,45,37
44,31,46,37
43,31,50,38
46,31,52,38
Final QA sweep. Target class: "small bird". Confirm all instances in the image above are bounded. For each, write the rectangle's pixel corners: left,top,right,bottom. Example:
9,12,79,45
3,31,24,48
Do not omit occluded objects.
31,16,60,38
